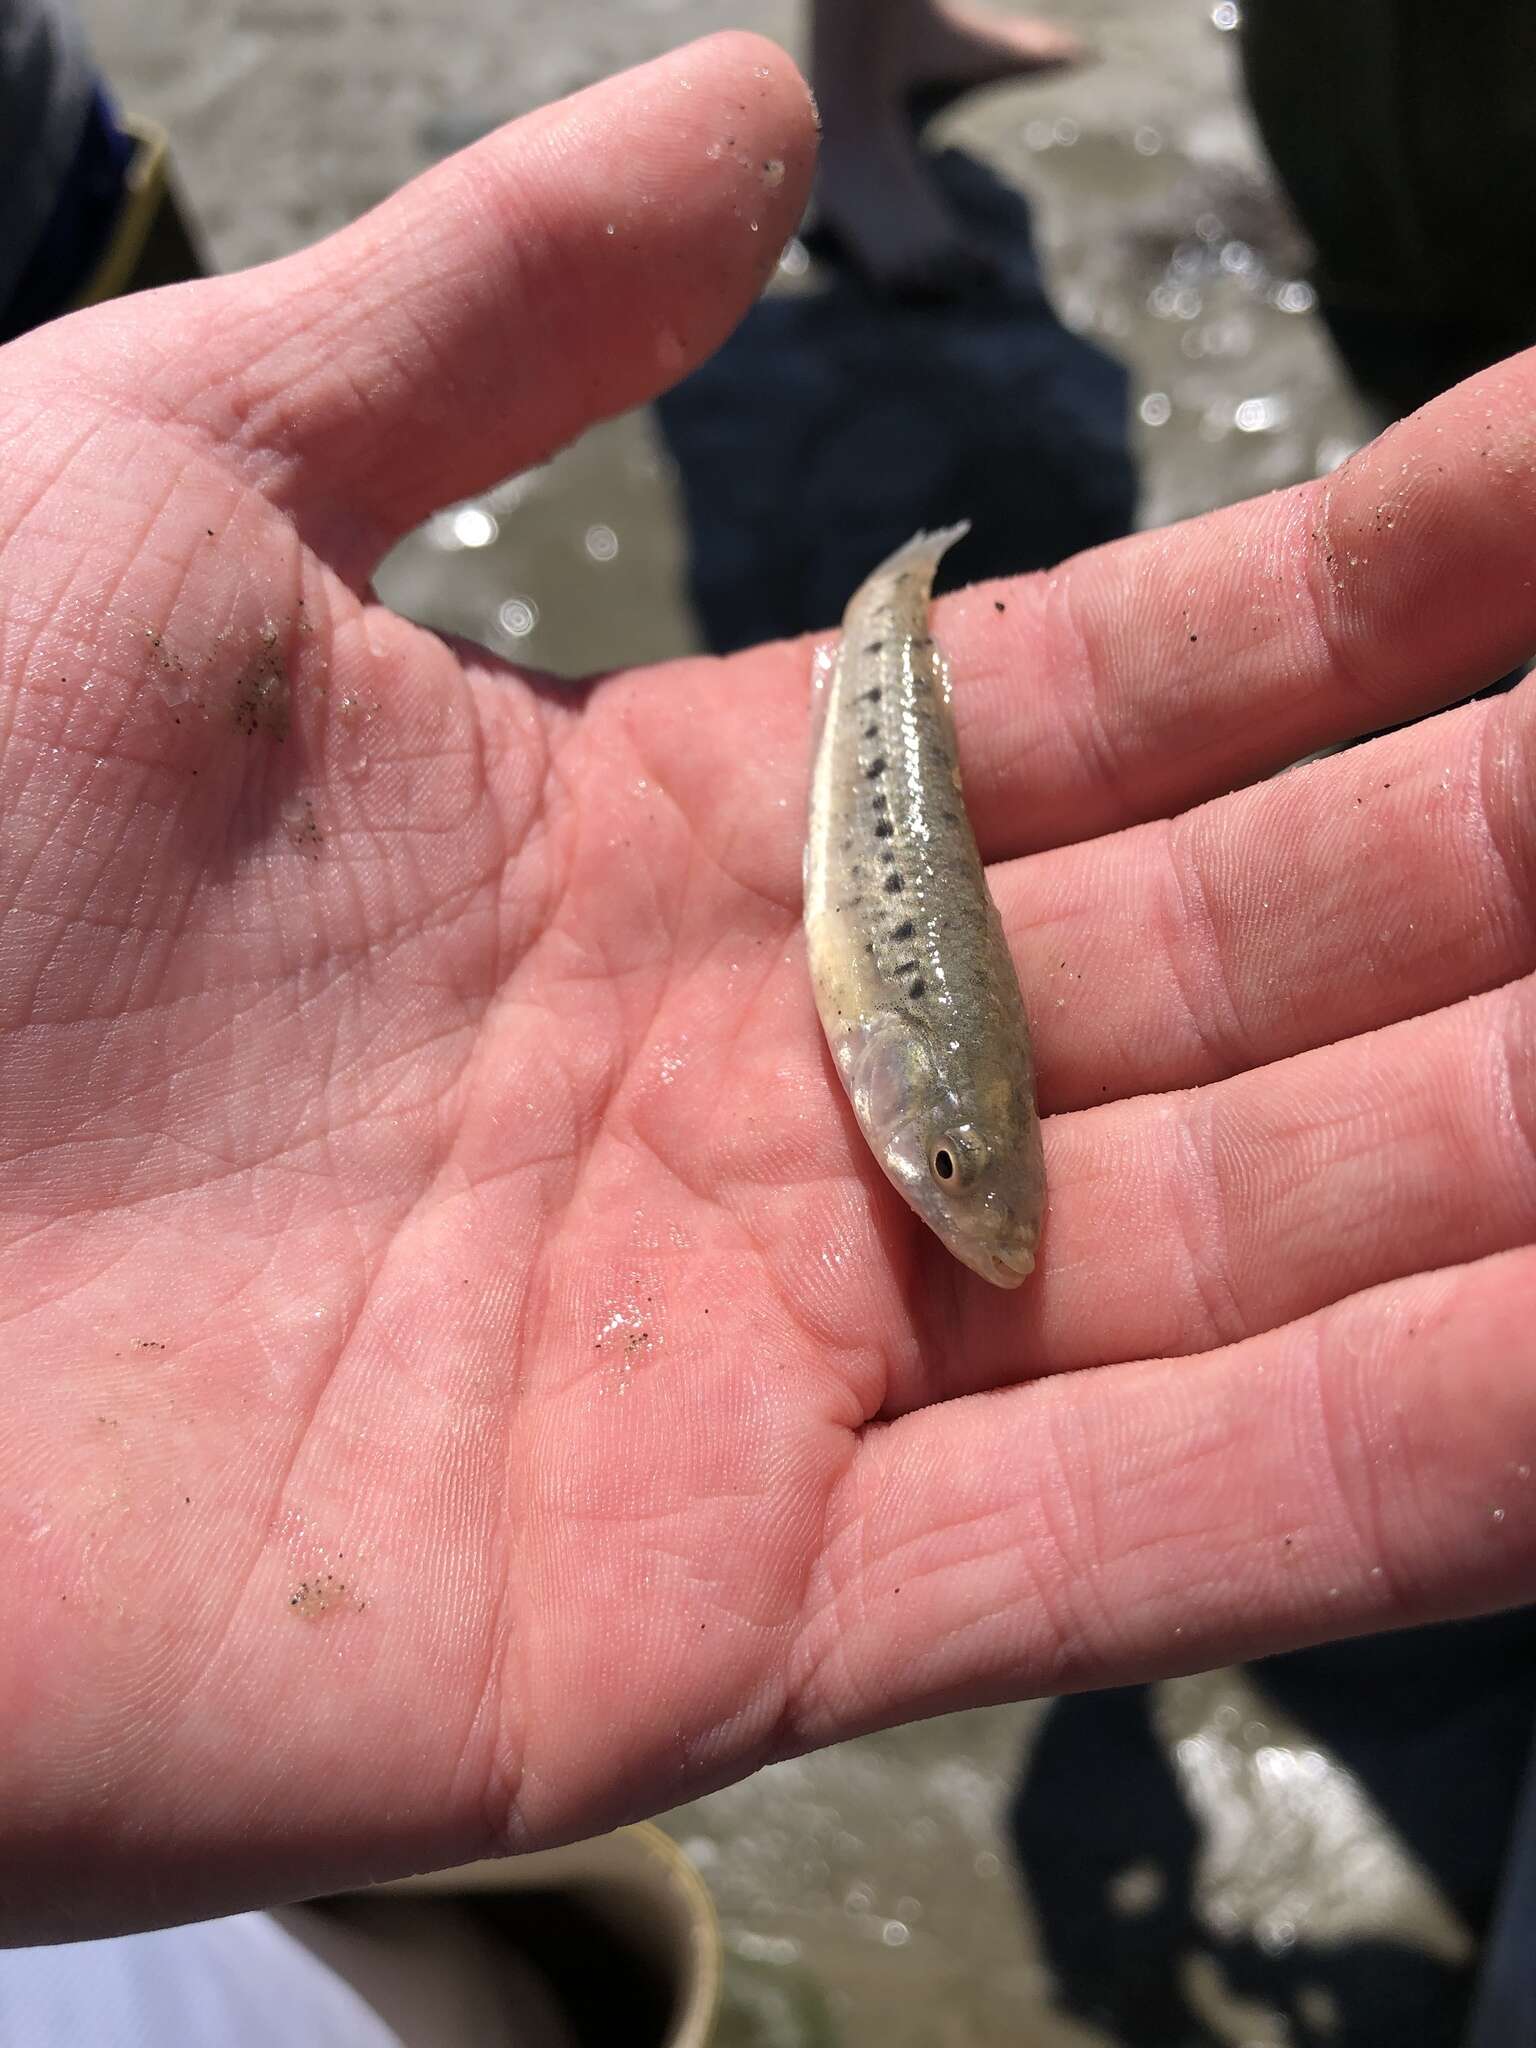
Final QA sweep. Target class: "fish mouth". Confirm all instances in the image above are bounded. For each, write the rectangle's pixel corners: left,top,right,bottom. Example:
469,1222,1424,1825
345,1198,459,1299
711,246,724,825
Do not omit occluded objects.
956,1240,1035,1289
987,1244,1036,1288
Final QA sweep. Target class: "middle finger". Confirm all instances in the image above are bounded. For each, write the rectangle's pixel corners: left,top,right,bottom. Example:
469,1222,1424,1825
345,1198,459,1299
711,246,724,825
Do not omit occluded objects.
999,678,1535,1114
944,346,1536,861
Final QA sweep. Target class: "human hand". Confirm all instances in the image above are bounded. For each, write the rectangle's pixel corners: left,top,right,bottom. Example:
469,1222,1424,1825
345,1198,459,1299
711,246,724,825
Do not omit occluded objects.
2,32,1533,1945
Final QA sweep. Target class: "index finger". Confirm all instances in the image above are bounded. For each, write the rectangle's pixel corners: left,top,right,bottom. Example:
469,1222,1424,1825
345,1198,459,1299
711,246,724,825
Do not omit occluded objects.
942,348,1536,858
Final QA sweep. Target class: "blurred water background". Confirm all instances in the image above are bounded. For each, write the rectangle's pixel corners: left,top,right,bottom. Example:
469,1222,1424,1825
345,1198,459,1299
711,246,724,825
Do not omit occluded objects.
80,0,1370,674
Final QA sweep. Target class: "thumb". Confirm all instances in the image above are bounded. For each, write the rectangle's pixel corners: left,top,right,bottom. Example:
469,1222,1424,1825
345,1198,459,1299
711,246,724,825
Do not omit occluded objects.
72,32,817,586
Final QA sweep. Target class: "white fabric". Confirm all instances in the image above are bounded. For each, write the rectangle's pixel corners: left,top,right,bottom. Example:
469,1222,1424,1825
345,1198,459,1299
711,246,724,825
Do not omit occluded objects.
0,1911,404,2048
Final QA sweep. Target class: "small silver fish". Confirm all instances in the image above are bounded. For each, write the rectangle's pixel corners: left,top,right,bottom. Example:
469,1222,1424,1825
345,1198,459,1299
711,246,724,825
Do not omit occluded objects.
804,525,1044,1287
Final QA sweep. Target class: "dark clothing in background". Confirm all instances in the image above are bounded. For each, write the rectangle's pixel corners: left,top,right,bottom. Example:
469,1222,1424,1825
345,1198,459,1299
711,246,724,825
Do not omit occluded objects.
1239,0,1536,420
1015,1612,1536,2048
0,0,204,344
0,0,95,315
657,147,1135,651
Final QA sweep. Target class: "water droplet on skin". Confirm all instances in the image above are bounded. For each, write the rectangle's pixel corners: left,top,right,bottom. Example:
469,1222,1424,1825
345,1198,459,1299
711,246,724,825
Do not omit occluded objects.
881,1920,910,1948
1491,1506,1507,1525
762,158,785,187
752,63,770,77
334,693,371,781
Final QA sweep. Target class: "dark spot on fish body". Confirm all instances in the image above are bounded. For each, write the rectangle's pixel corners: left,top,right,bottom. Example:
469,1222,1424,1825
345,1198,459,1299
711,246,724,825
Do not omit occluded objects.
884,872,904,893
873,819,893,838
872,792,888,811
994,599,1006,613
866,757,886,779
879,846,896,864
864,647,884,660
908,978,926,999
864,724,879,740
890,920,915,941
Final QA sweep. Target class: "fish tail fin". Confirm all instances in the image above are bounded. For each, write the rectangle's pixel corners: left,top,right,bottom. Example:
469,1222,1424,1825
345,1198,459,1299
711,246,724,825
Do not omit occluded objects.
849,522,973,614
886,521,971,576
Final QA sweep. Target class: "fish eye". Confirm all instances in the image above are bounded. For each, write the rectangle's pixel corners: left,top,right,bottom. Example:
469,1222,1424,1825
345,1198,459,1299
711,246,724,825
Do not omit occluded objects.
929,1128,986,1188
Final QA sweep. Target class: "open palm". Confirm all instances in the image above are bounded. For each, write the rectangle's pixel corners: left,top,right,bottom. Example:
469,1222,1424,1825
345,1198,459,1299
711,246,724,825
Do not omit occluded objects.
2,34,1533,1943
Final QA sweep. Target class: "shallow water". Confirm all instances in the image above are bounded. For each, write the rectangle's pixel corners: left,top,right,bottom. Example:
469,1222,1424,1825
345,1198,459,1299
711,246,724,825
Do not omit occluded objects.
384,0,1367,669
376,0,1367,669
86,0,1369,677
